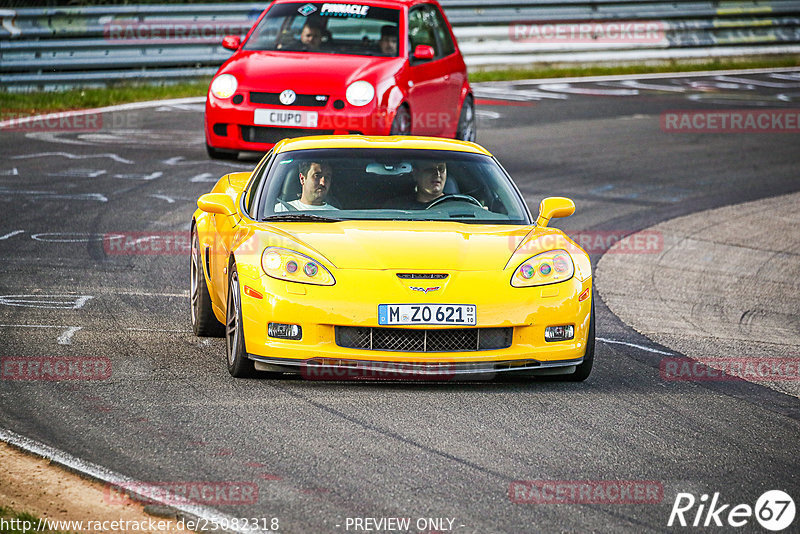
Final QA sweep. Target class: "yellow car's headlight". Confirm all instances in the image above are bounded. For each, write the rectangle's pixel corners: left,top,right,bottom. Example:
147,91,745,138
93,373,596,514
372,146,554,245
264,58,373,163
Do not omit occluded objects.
261,247,335,286
210,74,237,99
511,249,574,287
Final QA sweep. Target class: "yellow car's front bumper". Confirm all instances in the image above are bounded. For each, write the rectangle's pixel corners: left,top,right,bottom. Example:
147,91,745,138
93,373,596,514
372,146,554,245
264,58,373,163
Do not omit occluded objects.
235,267,592,374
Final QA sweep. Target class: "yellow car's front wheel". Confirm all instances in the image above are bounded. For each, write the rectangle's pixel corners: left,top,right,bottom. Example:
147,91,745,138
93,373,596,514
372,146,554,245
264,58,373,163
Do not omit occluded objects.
226,265,256,378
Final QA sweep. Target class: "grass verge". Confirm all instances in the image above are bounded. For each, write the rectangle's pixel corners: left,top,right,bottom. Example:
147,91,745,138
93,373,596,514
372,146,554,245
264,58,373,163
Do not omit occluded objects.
1,56,798,120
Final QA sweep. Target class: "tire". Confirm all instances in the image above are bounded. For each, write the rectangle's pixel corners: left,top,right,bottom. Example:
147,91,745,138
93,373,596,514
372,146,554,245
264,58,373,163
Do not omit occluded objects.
191,229,224,337
390,105,411,135
455,95,476,142
226,264,257,378
563,296,595,382
206,143,239,160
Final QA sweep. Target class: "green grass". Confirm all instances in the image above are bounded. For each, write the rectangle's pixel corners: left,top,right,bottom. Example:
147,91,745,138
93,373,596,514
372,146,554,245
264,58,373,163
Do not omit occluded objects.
1,55,798,120
0,506,73,534
0,80,211,121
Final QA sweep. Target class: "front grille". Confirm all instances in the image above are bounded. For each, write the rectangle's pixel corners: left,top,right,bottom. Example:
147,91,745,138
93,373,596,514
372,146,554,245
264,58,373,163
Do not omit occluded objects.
250,92,329,107
336,326,512,352
240,126,334,144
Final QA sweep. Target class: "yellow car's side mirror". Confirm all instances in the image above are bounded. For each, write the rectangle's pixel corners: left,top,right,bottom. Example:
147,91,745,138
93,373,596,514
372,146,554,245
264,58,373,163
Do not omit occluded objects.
536,197,575,227
197,193,236,216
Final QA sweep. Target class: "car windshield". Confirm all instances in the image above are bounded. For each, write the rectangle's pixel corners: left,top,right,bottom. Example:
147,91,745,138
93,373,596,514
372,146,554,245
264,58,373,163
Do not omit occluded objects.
257,148,531,224
244,2,401,57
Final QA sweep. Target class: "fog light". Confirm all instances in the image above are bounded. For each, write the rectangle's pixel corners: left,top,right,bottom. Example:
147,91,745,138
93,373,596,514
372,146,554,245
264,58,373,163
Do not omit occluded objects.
544,325,574,342
268,323,302,340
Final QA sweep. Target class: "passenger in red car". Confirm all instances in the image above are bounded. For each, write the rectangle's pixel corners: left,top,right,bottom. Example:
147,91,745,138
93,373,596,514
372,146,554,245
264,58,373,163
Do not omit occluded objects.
379,25,399,55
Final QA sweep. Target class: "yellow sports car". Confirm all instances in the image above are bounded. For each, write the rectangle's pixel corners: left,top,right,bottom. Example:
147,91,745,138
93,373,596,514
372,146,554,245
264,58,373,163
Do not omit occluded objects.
191,136,594,380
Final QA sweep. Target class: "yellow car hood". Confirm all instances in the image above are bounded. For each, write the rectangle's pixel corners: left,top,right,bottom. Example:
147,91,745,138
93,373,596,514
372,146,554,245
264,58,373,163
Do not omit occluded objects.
262,221,533,271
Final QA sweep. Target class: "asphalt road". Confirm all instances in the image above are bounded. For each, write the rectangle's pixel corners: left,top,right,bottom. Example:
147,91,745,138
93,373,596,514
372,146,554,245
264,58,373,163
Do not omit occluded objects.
1,69,799,533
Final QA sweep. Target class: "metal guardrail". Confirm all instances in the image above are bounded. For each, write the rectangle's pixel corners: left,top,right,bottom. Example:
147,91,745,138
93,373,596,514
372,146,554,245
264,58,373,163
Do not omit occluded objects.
1,1,800,90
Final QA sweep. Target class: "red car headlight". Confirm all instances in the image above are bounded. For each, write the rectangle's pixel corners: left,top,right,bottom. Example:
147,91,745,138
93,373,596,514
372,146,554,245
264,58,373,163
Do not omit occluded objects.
210,74,238,99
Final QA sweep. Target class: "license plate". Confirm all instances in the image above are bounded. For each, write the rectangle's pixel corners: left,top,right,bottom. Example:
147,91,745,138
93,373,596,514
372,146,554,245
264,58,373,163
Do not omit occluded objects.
378,304,476,326
254,108,318,128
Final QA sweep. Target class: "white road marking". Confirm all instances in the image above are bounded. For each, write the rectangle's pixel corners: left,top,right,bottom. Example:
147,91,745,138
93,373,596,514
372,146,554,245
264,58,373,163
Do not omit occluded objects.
473,85,568,101
47,169,107,178
715,75,800,88
0,295,93,310
24,132,95,147
0,230,24,240
57,326,82,345
770,73,800,81
597,337,674,355
150,194,175,204
154,103,205,112
0,188,107,202
0,167,18,176
0,428,254,534
31,233,123,243
539,83,639,96
189,172,216,182
613,80,687,92
113,171,162,181
11,151,133,164
476,110,501,120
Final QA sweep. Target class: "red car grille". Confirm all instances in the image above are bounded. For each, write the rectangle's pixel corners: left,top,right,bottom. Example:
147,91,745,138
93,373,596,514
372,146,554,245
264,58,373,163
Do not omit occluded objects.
250,92,329,107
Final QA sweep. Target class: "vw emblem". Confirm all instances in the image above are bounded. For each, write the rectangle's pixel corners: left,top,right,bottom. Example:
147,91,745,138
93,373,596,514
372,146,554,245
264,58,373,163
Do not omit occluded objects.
279,90,296,105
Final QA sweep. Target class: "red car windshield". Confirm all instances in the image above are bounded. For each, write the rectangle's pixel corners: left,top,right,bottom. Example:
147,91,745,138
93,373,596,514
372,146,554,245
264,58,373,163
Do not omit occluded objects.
244,2,401,57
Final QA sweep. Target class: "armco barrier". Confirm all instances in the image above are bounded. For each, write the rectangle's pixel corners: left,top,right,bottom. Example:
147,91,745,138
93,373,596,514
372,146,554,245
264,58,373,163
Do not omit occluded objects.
1,1,800,90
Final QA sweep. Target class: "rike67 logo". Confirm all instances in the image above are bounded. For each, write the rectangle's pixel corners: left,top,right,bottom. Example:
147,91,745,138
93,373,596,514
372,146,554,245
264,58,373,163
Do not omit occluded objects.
668,490,795,531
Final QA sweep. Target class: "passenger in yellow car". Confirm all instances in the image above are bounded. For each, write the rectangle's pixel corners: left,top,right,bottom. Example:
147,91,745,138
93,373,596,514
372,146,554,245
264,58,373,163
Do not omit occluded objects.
275,161,339,212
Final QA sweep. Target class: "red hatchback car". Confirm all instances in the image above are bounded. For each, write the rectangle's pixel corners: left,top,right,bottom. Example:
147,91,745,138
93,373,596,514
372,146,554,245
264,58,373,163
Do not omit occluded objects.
204,0,475,159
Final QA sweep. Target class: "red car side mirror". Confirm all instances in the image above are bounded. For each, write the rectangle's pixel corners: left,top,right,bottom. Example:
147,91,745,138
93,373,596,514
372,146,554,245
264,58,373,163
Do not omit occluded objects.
412,44,435,60
222,35,242,51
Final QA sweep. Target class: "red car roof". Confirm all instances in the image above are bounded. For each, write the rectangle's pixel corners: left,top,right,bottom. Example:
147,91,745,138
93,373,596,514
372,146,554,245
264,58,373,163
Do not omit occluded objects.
271,0,436,9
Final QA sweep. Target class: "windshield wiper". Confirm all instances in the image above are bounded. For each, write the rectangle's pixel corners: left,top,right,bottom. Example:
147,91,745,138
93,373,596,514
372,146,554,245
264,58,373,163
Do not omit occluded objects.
264,214,341,223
